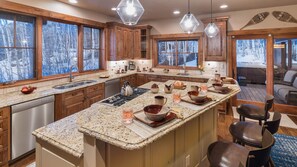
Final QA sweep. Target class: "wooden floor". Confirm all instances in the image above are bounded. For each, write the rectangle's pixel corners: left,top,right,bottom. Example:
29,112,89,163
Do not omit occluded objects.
10,111,297,167
217,110,297,142
237,84,285,104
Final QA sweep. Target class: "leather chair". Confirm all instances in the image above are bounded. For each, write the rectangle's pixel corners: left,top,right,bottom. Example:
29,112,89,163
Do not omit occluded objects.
237,95,274,125
207,130,275,167
229,112,281,148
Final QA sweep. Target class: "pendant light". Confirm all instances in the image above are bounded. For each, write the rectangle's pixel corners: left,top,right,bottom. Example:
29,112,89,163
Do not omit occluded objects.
116,0,144,25
204,0,219,38
179,0,199,34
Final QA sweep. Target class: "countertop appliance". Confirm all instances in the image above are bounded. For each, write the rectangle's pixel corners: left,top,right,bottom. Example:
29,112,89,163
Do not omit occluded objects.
129,61,136,70
105,78,121,99
101,88,149,107
11,95,55,161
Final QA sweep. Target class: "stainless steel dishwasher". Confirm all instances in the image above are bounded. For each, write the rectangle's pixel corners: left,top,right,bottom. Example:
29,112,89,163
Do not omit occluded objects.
104,78,121,98
11,95,55,160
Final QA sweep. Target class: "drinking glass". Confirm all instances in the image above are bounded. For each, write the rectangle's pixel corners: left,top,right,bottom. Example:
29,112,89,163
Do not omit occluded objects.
122,108,133,124
200,84,208,93
173,92,181,103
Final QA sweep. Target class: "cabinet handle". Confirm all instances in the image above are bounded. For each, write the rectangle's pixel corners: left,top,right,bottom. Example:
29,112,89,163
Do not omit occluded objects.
0,128,3,133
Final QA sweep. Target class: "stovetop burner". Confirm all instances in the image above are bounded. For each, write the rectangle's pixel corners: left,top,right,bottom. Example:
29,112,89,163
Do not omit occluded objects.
101,88,149,107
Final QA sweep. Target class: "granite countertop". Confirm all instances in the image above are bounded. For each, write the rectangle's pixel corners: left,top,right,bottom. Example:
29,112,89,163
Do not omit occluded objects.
78,81,240,150
32,80,240,157
0,70,213,108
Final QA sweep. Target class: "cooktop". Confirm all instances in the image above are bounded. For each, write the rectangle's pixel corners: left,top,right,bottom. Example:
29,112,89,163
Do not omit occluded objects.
101,88,149,107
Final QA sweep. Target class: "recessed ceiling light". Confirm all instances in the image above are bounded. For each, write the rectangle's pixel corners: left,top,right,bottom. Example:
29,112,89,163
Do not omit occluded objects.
69,0,78,4
220,4,228,9
111,7,117,11
173,10,180,15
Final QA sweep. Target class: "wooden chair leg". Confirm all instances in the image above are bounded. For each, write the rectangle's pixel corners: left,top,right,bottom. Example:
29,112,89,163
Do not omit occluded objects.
259,120,262,125
243,116,245,121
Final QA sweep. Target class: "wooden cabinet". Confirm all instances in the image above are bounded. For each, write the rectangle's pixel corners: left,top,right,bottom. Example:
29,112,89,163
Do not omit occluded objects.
0,107,10,166
133,29,141,59
202,17,228,61
136,74,147,86
55,83,105,120
120,75,137,88
86,83,105,107
107,22,151,61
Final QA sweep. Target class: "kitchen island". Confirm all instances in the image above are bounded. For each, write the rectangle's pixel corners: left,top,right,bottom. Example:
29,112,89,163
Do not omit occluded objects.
33,80,240,167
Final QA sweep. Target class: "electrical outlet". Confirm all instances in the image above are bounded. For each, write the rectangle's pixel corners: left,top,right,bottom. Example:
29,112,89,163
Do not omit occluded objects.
186,155,190,167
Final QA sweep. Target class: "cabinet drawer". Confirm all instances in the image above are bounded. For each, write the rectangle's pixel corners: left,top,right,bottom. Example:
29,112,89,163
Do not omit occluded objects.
0,119,9,131
0,147,8,166
86,84,104,93
0,131,8,147
87,90,104,99
88,95,104,106
65,102,86,116
0,108,9,119
64,89,85,100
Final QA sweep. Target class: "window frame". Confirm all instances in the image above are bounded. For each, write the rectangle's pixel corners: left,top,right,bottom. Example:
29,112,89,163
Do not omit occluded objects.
0,11,37,84
0,9,106,87
41,19,79,78
81,26,103,72
152,34,203,70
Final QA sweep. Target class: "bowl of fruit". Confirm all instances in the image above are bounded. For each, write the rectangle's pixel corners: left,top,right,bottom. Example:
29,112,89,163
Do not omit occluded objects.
151,83,159,94
21,86,37,94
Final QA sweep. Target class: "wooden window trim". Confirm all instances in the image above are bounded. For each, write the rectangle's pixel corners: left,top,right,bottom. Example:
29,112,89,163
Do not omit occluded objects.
0,2,107,87
152,33,203,70
0,12,37,84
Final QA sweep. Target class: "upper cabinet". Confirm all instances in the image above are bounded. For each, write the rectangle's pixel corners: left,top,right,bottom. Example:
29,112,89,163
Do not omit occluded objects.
107,22,152,61
202,17,228,61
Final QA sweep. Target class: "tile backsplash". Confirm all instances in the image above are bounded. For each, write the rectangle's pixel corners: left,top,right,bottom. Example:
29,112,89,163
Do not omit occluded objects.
107,60,227,76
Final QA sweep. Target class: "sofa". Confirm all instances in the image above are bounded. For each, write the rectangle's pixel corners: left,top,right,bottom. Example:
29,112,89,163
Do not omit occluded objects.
274,75,297,106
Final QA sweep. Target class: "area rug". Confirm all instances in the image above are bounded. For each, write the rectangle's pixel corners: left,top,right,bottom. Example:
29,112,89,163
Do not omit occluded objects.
232,107,297,129
271,134,297,167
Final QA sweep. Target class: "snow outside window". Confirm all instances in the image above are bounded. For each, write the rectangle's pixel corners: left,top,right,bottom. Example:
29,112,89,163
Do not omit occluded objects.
42,21,78,77
0,12,35,83
83,27,100,71
157,39,198,67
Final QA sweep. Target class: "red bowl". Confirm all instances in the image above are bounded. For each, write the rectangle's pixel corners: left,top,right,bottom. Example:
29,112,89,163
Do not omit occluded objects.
21,87,36,94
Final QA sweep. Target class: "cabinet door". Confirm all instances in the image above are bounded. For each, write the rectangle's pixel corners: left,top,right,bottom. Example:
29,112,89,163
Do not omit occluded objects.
122,28,134,60
86,83,105,106
136,74,147,86
203,19,227,61
116,27,124,60
133,29,141,59
0,107,10,165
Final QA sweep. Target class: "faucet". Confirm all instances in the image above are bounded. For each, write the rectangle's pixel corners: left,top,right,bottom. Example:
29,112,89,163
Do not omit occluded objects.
69,65,77,82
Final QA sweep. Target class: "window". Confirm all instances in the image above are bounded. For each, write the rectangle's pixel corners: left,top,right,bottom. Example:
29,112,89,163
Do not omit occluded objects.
157,39,198,67
42,21,78,77
0,12,35,83
83,27,100,71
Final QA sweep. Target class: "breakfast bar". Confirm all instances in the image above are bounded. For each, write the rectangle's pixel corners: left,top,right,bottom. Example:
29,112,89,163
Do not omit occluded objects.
76,80,240,167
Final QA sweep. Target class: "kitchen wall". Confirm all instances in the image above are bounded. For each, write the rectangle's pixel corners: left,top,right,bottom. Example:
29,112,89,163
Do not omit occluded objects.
140,4,297,77
7,0,119,23
141,4,297,35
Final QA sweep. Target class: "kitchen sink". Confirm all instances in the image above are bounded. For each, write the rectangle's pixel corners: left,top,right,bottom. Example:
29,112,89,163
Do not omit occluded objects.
53,80,96,89
176,73,190,76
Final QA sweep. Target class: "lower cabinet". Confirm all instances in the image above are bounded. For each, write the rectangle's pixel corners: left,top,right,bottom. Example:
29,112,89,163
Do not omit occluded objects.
136,74,148,86
0,107,10,167
120,74,137,88
55,83,105,120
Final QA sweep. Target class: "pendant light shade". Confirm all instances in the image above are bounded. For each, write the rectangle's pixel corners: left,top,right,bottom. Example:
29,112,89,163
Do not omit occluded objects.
204,22,219,38
204,0,220,38
180,0,199,34
116,0,144,25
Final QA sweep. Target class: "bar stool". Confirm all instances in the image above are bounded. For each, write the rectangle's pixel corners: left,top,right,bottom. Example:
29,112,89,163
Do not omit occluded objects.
237,95,274,125
207,129,275,167
229,112,281,148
